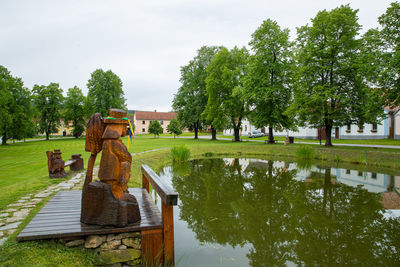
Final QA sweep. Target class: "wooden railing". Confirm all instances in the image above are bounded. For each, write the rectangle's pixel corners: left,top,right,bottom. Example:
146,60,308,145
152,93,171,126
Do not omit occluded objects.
141,165,178,266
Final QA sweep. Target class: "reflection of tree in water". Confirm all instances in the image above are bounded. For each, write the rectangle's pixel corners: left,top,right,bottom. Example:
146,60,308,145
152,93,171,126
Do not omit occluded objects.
171,159,400,266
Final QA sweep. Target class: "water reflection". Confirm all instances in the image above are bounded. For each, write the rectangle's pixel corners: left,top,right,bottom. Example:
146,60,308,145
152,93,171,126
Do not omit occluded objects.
160,158,400,266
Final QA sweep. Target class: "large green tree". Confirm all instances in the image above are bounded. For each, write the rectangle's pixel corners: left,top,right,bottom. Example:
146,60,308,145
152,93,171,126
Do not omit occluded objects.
291,5,383,146
86,69,126,117
32,83,63,140
376,2,400,107
173,46,222,140
204,46,249,142
64,86,86,138
0,66,33,145
244,19,295,144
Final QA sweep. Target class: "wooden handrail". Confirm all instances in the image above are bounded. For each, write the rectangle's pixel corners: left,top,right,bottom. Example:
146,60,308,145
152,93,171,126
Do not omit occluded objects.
141,165,178,206
141,164,178,266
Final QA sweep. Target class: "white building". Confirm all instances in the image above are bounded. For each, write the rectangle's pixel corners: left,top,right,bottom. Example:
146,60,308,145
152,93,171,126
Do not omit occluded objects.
224,107,400,140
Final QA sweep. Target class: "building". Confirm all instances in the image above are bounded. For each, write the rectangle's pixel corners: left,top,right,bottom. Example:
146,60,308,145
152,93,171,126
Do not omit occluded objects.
133,110,177,134
224,106,400,140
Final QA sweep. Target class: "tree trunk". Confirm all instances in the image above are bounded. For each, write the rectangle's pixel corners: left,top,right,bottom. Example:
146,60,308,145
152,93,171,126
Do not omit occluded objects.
194,121,199,139
234,127,240,142
46,131,49,140
268,127,275,144
325,122,333,146
2,133,7,145
211,126,217,140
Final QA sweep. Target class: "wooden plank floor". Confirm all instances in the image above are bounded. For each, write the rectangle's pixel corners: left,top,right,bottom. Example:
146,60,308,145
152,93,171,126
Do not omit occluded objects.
17,188,162,241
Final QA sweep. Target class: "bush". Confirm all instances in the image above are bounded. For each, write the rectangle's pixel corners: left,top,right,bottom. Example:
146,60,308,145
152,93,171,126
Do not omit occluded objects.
296,146,315,160
170,145,191,163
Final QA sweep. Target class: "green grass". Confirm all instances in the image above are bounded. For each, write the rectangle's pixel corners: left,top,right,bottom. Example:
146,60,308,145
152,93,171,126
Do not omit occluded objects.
1,136,400,266
296,146,315,160
170,145,191,163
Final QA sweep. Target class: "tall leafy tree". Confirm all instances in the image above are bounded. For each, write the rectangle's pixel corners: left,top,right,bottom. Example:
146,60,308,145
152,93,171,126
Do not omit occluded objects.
32,83,63,140
291,5,382,146
86,69,126,117
205,46,249,142
64,86,86,138
173,46,222,139
377,2,400,107
244,19,295,144
0,66,33,145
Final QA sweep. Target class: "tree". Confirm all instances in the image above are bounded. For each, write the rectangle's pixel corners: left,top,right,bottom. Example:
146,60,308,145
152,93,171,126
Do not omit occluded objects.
86,69,126,117
64,86,86,138
204,46,249,142
32,83,63,140
148,120,163,138
244,19,295,144
377,2,400,106
167,118,182,138
173,46,223,140
0,66,34,145
291,5,383,146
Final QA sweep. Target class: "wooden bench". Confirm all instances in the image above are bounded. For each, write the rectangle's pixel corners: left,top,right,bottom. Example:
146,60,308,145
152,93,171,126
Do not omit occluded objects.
141,164,178,266
64,154,84,171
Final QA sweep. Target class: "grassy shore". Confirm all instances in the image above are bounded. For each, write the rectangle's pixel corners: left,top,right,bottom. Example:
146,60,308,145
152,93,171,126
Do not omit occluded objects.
218,134,400,146
1,136,400,266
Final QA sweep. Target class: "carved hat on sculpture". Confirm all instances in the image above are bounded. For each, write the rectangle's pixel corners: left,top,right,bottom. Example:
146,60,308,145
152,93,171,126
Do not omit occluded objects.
102,109,129,139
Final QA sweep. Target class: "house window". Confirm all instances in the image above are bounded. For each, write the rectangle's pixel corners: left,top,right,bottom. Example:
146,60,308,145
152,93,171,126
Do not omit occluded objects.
371,173,377,179
160,121,164,125
371,124,377,133
142,120,145,124
142,128,145,132
149,120,152,124
346,124,351,133
346,169,351,174
358,170,363,176
245,125,247,131
357,124,364,133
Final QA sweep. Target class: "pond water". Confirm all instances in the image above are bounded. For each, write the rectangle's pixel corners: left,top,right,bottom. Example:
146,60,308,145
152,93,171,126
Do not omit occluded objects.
156,158,400,266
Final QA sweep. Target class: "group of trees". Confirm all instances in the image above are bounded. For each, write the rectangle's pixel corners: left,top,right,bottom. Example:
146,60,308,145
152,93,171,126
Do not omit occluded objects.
0,68,127,145
173,3,400,146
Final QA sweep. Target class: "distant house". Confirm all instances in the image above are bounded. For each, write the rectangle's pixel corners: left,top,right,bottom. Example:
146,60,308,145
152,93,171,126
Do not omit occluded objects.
133,110,177,134
224,106,400,140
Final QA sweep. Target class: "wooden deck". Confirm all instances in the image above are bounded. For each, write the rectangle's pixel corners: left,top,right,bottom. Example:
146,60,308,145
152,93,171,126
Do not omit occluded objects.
17,188,162,241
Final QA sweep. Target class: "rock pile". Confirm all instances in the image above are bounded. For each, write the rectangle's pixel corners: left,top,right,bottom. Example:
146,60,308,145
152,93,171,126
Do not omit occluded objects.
60,232,141,266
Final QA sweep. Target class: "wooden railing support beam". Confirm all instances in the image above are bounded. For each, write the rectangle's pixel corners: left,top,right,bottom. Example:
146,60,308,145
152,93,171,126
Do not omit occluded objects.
162,202,174,266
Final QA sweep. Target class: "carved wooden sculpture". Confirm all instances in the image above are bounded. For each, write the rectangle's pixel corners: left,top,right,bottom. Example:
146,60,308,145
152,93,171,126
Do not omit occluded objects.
81,109,141,227
46,149,67,178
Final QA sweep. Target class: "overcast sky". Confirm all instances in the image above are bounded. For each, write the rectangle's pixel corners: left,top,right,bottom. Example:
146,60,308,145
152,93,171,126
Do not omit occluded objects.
0,0,391,112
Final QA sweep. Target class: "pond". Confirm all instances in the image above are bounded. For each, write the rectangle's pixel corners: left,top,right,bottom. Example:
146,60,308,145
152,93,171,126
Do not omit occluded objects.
156,158,400,266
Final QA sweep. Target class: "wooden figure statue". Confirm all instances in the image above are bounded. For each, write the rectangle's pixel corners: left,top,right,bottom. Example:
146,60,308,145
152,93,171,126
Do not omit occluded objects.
81,109,141,227
46,149,67,178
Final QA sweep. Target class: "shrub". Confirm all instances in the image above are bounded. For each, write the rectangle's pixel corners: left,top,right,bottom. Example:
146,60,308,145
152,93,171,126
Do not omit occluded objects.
170,145,190,163
296,146,315,160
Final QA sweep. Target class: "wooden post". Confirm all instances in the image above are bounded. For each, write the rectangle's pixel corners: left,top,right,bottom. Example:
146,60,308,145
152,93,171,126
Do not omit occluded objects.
141,228,163,266
142,173,149,192
162,201,174,265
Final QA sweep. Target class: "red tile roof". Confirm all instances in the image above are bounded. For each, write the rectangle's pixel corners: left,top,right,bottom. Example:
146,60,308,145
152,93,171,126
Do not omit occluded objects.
135,111,176,120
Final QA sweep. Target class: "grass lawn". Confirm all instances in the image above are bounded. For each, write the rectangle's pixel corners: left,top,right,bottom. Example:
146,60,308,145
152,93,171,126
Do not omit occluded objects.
1,136,400,266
